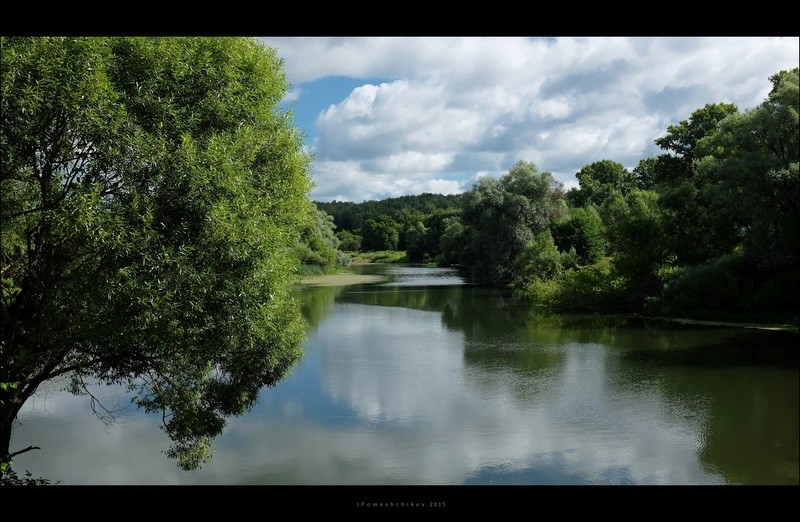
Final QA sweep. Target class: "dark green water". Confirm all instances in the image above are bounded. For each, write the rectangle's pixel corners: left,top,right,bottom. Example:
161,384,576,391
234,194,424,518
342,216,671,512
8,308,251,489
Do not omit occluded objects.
13,265,799,484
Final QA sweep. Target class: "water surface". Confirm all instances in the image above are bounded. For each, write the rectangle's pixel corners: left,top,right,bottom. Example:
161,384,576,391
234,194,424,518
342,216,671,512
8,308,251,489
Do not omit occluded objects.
13,265,799,484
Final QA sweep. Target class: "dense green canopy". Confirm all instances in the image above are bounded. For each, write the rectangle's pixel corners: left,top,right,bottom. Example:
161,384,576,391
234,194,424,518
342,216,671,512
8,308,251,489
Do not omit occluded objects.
457,161,563,285
1,37,312,471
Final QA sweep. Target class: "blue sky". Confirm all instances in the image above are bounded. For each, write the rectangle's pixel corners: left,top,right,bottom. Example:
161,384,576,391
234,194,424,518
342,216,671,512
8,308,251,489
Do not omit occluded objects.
260,37,799,203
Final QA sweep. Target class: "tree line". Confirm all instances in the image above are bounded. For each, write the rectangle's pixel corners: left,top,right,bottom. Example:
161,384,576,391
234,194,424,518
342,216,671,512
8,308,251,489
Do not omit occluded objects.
312,68,799,322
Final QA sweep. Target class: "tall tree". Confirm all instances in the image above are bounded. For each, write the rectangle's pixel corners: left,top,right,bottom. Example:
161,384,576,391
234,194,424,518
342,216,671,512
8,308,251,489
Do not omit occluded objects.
360,215,400,251
654,102,739,184
603,189,670,304
652,102,741,265
295,206,349,270
1,37,312,472
551,206,608,266
695,68,799,269
632,156,684,190
335,230,362,252
568,159,636,208
460,161,562,285
439,216,466,266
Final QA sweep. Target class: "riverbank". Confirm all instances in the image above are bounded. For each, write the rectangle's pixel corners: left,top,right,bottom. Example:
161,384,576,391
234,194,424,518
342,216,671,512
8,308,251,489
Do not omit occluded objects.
296,273,387,287
347,250,407,264
633,314,799,333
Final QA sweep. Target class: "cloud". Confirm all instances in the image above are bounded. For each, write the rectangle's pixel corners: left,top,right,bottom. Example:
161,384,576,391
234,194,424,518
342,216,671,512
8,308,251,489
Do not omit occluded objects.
311,159,466,202
262,37,798,202
315,80,488,160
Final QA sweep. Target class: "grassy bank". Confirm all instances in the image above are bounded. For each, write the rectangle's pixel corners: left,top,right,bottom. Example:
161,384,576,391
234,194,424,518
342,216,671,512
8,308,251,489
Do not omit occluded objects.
348,250,407,264
295,273,387,287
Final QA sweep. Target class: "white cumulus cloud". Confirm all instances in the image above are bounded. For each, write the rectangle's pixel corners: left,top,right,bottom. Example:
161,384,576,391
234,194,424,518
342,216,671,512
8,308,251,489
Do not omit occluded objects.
260,36,800,202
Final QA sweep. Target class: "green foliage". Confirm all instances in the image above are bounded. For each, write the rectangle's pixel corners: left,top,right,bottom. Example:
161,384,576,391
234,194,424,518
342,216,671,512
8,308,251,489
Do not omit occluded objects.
403,208,460,263
649,102,742,265
632,156,683,190
316,193,463,232
335,251,352,268
460,161,563,285
550,259,629,312
648,249,799,322
515,257,628,313
568,159,636,207
694,68,799,270
335,230,362,252
0,37,312,469
551,206,608,265
404,221,427,262
559,246,581,270
648,252,749,317
599,189,671,307
514,230,562,286
0,463,55,486
654,102,739,183
295,206,349,272
439,216,465,266
0,278,21,309
656,178,742,265
360,215,400,251
516,277,561,307
315,195,462,262
0,382,18,393
632,157,659,190
349,250,407,264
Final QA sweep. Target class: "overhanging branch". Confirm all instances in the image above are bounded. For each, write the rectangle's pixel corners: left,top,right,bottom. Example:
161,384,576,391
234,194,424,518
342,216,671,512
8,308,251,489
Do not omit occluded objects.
43,352,156,381
8,445,41,459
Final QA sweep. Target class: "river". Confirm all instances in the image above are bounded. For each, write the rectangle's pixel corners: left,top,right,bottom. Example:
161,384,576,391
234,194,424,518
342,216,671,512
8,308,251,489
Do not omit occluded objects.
12,265,799,485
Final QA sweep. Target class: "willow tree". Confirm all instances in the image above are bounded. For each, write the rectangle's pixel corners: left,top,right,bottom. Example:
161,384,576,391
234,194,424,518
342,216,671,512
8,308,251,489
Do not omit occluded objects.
695,68,799,269
459,161,563,285
1,37,312,473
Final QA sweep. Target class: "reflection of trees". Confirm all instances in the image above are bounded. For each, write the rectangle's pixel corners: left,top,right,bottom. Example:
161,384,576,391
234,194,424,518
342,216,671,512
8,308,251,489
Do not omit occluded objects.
619,329,799,368
317,277,799,484
339,285,641,374
293,285,345,331
611,329,799,485
692,368,798,485
445,290,799,485
338,285,561,373
339,284,466,314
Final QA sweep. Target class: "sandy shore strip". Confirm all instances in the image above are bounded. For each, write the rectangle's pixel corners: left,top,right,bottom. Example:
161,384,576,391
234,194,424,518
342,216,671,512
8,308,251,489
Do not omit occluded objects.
296,273,387,287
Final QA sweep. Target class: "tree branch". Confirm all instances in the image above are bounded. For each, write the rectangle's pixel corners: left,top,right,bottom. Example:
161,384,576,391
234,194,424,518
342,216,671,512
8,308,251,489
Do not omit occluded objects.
8,445,41,459
42,353,133,381
5,206,48,220
78,377,128,425
40,343,161,382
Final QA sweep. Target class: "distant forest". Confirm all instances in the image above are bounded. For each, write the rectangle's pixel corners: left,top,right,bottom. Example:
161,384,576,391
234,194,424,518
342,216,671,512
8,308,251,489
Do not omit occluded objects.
316,193,463,232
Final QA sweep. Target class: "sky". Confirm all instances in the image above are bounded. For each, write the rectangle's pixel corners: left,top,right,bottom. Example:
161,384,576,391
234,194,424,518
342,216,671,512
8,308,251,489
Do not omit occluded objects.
258,37,799,203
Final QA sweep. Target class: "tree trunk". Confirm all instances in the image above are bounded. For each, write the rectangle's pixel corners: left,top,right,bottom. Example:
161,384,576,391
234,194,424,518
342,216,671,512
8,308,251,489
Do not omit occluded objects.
0,385,34,473
1,398,19,464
